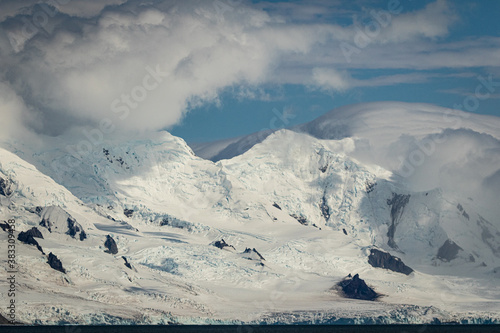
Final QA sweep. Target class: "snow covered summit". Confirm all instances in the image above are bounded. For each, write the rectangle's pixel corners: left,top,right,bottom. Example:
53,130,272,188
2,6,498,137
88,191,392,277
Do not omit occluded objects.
1,102,500,324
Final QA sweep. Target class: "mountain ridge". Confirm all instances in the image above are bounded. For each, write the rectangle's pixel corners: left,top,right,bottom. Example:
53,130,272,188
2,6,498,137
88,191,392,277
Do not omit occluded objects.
1,102,499,324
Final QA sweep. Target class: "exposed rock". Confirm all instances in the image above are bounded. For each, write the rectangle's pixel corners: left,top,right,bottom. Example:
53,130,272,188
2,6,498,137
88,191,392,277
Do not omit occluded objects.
39,218,51,232
104,235,118,254
290,214,308,225
124,209,134,218
47,252,66,273
242,248,265,261
19,226,43,239
66,217,86,241
0,221,11,232
437,239,463,262
212,239,235,250
17,227,44,254
342,228,348,235
159,216,192,230
368,248,414,275
386,193,410,249
320,195,330,221
337,274,380,301
365,181,376,193
0,176,13,197
25,206,43,216
122,256,132,269
39,206,86,240
272,203,282,210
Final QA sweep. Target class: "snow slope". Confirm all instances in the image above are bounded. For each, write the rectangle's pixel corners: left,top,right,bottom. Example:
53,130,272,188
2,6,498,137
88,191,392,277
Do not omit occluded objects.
1,102,500,324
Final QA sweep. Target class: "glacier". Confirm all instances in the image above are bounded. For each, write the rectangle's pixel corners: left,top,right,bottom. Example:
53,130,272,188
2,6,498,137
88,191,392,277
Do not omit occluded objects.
0,102,500,324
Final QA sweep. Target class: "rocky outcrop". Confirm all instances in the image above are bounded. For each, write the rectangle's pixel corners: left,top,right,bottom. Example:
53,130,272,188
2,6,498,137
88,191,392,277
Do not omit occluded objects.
212,239,235,250
18,227,43,239
66,217,86,241
26,206,43,216
104,235,118,254
290,214,308,225
320,195,330,221
39,206,86,241
272,203,282,210
124,209,134,218
337,274,380,301
47,253,66,273
0,221,11,232
368,248,413,275
437,239,463,262
242,248,265,261
122,256,132,269
18,227,45,254
386,193,410,249
0,176,13,197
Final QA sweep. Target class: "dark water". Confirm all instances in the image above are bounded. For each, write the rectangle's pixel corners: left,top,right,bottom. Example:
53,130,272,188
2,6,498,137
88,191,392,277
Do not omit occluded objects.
1,325,499,333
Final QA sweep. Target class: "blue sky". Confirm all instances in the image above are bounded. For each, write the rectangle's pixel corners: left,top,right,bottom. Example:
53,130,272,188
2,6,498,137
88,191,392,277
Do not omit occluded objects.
170,0,500,142
0,0,499,142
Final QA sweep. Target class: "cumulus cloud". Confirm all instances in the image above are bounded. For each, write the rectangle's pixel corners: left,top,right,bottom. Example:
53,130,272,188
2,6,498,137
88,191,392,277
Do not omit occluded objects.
0,0,494,138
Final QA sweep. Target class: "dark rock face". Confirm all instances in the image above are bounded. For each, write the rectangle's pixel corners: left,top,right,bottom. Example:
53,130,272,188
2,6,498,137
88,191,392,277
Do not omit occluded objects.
338,274,380,301
437,239,463,262
343,228,348,235
0,221,11,232
47,252,66,273
365,181,376,193
122,256,132,269
25,206,43,216
243,248,265,261
66,217,86,241
320,195,330,221
0,177,13,197
290,214,308,225
104,235,118,254
212,239,235,250
17,227,45,254
39,217,52,232
124,209,134,218
19,227,43,239
368,248,414,275
386,193,410,249
272,203,282,210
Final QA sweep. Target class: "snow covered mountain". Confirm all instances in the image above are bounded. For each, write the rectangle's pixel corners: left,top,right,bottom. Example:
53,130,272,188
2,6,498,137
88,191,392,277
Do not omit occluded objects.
1,102,500,324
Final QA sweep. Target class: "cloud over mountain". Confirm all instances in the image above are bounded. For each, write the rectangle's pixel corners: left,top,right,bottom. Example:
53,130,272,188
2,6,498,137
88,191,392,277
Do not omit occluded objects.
0,0,497,138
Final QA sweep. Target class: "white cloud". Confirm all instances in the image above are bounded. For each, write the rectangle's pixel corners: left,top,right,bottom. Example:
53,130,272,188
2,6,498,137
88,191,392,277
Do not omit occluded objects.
379,0,457,42
0,0,497,137
311,67,352,92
